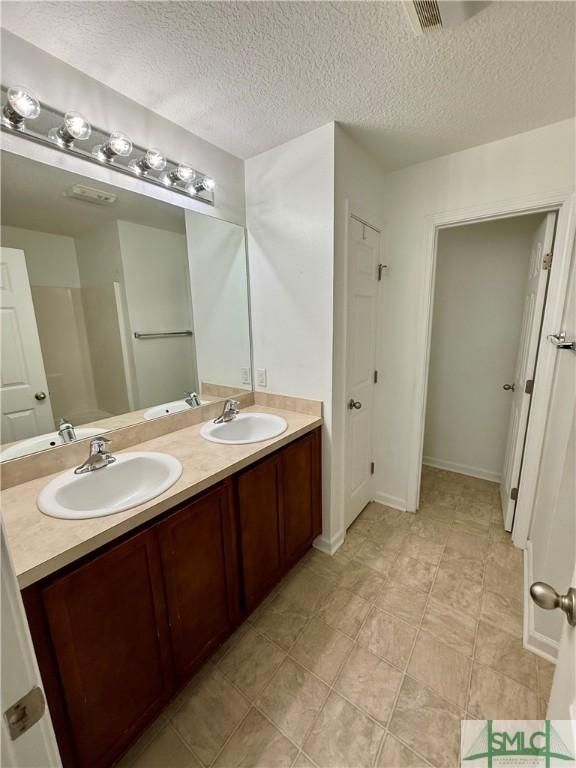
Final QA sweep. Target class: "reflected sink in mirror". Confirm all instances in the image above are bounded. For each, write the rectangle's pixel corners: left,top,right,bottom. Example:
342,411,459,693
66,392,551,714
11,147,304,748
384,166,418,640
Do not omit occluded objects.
143,399,208,421
37,451,183,519
0,427,108,462
200,413,288,445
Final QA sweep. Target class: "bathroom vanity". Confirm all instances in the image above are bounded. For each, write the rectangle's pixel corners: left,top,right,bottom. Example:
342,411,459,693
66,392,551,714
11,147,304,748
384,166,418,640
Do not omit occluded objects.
7,410,321,768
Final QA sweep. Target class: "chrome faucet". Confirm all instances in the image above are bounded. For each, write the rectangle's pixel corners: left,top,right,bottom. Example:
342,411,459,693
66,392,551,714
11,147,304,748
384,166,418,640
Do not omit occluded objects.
58,418,76,443
214,399,239,424
74,437,116,475
184,391,202,408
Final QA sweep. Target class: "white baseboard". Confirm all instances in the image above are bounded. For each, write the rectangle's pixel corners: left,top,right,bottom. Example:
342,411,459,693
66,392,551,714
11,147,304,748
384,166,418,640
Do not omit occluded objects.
422,456,501,483
313,530,345,556
373,491,409,512
523,541,559,663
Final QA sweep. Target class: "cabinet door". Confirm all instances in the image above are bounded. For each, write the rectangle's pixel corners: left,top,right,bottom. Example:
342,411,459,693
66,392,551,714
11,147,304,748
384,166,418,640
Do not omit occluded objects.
41,529,173,768
158,484,238,681
236,454,284,610
282,430,322,566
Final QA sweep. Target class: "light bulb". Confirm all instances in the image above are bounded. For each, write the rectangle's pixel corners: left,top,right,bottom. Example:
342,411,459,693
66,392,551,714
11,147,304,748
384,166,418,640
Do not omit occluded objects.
2,86,40,129
161,163,196,186
129,147,167,175
188,177,215,195
49,111,91,147
92,131,133,162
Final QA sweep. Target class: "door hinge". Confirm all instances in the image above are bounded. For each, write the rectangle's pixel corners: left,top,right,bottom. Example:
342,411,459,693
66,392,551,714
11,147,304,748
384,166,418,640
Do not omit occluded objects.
377,264,387,281
510,487,519,501
370,461,375,475
3,686,45,741
542,252,553,271
373,370,378,384
525,379,534,395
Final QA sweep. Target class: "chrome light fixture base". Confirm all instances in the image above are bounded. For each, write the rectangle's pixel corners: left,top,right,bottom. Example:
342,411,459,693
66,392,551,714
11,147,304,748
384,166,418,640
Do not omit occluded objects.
0,85,215,207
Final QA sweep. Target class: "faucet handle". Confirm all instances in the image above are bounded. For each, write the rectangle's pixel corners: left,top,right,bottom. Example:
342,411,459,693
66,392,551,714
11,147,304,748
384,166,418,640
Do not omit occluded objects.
90,437,111,454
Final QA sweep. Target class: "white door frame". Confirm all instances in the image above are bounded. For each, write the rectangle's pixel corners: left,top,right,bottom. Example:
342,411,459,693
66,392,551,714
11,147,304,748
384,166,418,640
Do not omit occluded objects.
406,188,576,550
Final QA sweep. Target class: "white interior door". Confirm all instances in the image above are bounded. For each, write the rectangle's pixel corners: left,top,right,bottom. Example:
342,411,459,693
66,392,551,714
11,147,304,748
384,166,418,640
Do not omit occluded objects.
527,243,575,719
500,212,556,530
1,248,54,442
1,525,61,767
345,216,380,528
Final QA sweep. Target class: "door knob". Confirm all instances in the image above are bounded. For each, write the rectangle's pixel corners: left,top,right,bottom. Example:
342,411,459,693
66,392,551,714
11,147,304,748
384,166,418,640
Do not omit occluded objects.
530,582,576,627
34,391,47,401
502,383,515,392
348,399,362,410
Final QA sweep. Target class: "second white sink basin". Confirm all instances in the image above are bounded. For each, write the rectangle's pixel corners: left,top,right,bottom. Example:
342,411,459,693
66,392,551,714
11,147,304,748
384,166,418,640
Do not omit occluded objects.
0,427,107,462
200,412,288,445
37,452,183,520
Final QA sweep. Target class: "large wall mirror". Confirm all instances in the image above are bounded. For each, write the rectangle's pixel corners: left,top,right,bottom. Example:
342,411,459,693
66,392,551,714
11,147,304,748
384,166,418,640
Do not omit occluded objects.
0,151,252,461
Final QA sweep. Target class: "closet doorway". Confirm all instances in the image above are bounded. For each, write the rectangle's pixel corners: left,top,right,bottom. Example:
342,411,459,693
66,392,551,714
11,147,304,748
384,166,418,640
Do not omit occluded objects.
421,211,557,531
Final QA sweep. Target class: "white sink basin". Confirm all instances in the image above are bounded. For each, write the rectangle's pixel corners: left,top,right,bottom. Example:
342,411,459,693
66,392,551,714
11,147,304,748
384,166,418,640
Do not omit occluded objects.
37,452,183,520
0,427,108,462
143,399,207,420
200,413,288,445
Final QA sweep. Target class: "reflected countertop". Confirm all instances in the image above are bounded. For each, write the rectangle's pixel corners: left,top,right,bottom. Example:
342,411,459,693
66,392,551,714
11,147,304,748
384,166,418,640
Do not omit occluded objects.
2,405,322,588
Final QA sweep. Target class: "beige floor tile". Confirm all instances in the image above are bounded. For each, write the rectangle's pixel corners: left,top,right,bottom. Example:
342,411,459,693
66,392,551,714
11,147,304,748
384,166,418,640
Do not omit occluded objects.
119,722,201,768
467,663,539,719
290,618,354,684
392,554,437,593
417,501,456,523
409,518,451,544
213,708,298,768
489,524,512,544
475,620,538,690
430,568,482,619
438,546,484,588
400,535,444,565
375,580,427,626
446,529,489,559
377,733,430,767
170,667,250,766
389,676,463,768
355,539,398,574
277,569,334,615
301,549,347,581
451,518,490,538
252,592,310,650
369,522,410,553
537,657,556,699
349,515,375,538
303,691,384,768
257,658,329,747
293,752,317,768
318,587,370,638
219,627,286,700
338,559,387,603
453,503,494,528
480,589,523,636
421,598,477,657
212,624,252,665
407,631,471,708
334,531,366,561
357,607,417,669
335,644,402,725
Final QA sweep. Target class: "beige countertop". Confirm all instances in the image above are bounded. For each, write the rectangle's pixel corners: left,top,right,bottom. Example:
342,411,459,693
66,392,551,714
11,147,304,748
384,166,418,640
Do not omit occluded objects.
2,405,322,589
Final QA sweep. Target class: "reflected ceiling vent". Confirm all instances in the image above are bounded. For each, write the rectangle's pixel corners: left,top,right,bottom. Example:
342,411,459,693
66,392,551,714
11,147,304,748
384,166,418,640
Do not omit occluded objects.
62,184,117,205
404,1,490,35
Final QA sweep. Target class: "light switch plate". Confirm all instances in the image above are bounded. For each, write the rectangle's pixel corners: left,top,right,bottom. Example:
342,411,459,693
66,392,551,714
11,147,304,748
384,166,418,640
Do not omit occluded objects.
255,368,267,387
240,367,252,386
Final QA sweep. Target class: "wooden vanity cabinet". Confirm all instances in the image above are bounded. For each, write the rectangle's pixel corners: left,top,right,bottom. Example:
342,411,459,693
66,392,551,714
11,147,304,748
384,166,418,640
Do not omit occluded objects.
22,427,321,768
35,528,174,768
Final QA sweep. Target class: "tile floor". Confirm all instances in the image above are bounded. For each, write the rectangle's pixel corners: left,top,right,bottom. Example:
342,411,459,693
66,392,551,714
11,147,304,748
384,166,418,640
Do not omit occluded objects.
118,467,555,768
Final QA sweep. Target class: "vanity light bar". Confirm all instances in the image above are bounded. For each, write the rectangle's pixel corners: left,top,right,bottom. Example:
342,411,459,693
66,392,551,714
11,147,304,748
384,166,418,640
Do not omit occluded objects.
0,85,215,206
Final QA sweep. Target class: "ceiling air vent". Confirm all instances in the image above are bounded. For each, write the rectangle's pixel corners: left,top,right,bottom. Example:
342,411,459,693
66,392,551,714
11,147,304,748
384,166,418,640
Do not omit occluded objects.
404,1,490,35
62,184,117,205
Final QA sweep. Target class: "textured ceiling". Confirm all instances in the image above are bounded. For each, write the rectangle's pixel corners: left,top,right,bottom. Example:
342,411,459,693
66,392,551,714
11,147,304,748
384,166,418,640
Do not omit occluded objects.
1,1,574,170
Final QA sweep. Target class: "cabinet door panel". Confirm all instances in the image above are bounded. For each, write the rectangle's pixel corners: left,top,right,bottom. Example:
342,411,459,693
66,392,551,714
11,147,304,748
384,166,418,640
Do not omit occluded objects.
282,431,321,566
41,529,172,768
237,455,283,610
158,485,236,681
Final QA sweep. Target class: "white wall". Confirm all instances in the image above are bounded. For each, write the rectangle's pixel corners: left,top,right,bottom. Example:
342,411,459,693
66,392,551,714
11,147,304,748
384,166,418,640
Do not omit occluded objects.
245,123,336,542
423,216,539,482
374,118,576,510
185,211,251,392
1,30,245,227
1,226,80,288
116,220,197,409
